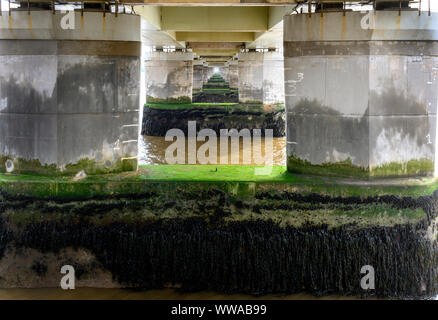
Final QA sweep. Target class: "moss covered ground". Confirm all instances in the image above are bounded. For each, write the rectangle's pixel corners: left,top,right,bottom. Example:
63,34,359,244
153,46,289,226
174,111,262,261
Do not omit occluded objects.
0,164,437,199
145,103,284,113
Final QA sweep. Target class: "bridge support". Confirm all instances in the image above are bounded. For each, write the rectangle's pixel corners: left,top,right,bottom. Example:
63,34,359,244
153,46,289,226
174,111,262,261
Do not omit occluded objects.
193,59,208,90
145,51,194,104
284,11,438,178
0,11,140,175
238,51,284,105
226,59,239,89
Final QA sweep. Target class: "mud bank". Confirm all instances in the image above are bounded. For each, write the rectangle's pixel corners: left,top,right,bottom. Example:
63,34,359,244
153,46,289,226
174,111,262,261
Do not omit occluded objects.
142,104,285,137
0,184,437,298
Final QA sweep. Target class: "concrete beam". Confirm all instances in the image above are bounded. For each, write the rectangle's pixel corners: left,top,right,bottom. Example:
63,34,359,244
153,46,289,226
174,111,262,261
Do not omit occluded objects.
192,48,240,56
175,32,255,42
135,5,162,29
201,56,232,62
136,6,187,48
20,0,409,5
123,0,353,4
188,42,243,49
125,0,296,4
268,5,295,29
161,7,268,32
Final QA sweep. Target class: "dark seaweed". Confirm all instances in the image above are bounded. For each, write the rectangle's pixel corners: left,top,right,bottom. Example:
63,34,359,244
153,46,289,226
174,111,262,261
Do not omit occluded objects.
0,189,436,298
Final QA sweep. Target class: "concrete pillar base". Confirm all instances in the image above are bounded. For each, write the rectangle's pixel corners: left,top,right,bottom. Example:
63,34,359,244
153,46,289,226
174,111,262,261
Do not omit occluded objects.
0,11,140,175
238,52,284,105
145,52,194,104
226,60,239,89
284,11,438,178
193,59,208,90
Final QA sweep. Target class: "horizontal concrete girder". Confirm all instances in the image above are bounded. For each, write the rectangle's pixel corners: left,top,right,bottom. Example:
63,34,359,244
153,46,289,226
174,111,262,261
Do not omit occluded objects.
201,56,233,62
188,42,244,49
175,32,255,42
161,7,268,32
192,48,239,56
22,0,411,5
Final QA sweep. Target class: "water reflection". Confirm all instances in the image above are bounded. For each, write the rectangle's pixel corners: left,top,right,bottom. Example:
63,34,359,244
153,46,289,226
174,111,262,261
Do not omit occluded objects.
139,135,286,166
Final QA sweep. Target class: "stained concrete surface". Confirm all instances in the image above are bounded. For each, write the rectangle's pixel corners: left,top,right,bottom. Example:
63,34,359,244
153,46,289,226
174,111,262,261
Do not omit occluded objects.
284,11,438,177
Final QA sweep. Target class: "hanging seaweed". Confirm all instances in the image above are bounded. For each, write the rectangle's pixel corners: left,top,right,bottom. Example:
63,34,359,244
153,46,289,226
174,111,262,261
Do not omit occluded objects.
0,187,436,298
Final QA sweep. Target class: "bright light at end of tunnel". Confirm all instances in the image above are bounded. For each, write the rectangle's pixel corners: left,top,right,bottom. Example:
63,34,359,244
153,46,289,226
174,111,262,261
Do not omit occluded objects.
214,67,219,73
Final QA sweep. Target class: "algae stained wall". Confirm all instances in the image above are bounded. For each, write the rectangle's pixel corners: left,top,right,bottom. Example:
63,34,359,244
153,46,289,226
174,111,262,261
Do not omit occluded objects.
284,11,438,177
0,11,141,175
145,52,194,103
238,52,285,105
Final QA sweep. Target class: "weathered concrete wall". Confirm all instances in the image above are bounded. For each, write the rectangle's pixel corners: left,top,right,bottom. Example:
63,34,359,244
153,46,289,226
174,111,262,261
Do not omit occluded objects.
201,63,210,84
284,11,438,178
145,51,194,103
227,60,239,89
262,53,285,105
0,11,140,175
219,66,229,83
193,59,206,90
238,52,284,105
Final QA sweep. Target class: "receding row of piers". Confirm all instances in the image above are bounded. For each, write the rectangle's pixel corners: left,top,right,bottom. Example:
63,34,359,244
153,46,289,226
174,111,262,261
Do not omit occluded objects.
144,50,284,105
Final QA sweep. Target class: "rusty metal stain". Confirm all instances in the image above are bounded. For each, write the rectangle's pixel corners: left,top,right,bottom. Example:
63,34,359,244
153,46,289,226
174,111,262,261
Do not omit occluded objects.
305,15,311,42
341,15,346,40
80,14,84,32
319,15,324,41
102,15,106,35
27,14,35,39
7,15,15,39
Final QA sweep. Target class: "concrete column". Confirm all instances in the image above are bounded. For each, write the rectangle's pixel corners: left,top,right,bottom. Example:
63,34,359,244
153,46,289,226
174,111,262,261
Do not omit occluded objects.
228,60,239,89
201,62,209,84
284,11,438,178
193,59,205,90
238,52,284,105
219,66,229,83
145,51,194,104
0,11,140,175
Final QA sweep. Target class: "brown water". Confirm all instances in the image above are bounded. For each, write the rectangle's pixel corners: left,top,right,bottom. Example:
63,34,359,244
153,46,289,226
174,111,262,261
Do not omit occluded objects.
138,135,286,165
0,288,365,300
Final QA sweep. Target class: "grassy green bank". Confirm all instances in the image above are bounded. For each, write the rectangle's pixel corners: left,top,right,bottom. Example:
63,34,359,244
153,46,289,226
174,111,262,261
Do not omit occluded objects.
145,103,284,112
1,165,437,199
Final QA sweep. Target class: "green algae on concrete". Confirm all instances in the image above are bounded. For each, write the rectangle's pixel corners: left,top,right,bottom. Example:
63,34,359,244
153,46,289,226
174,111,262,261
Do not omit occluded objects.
0,156,137,176
287,156,369,179
1,164,438,199
370,158,434,177
145,103,284,113
288,155,434,179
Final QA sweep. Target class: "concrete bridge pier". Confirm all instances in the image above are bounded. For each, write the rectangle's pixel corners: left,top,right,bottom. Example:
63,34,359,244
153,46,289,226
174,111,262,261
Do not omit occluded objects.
0,11,140,175
193,59,207,90
145,51,194,103
226,59,239,89
284,11,438,178
238,51,284,105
